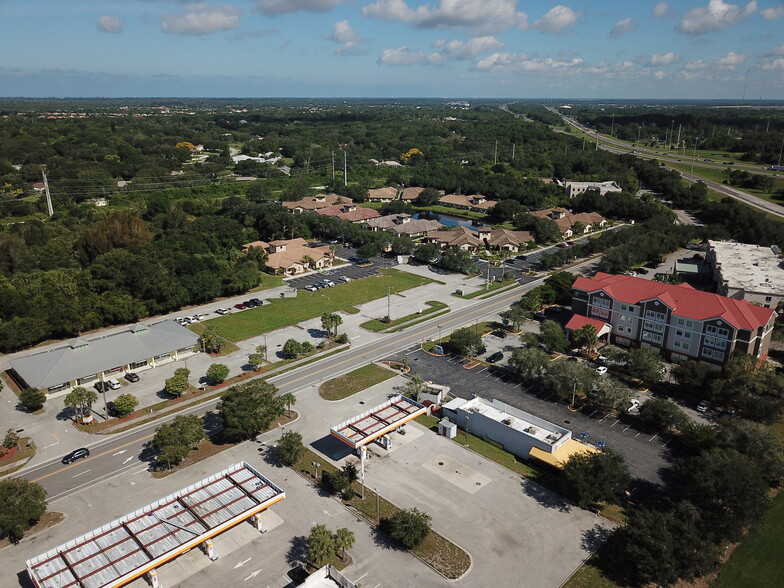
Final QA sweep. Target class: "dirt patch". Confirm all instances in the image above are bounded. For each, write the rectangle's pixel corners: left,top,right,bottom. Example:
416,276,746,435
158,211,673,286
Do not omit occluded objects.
0,511,65,550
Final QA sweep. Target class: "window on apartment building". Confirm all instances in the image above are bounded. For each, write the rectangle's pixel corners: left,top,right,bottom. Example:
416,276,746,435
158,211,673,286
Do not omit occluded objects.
643,320,665,333
644,309,666,322
675,329,692,340
642,331,663,344
615,337,630,346
594,297,611,308
765,296,772,302
620,303,635,313
705,325,730,338
673,340,690,351
615,325,633,334
675,318,694,328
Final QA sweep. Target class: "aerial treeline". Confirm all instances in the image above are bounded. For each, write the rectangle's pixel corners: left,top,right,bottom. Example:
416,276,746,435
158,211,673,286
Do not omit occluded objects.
569,104,784,164
0,205,264,352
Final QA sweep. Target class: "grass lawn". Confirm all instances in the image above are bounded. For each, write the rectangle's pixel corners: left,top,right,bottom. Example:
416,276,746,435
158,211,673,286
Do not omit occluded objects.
319,364,397,401
360,300,448,332
712,491,784,588
562,557,621,588
189,269,435,342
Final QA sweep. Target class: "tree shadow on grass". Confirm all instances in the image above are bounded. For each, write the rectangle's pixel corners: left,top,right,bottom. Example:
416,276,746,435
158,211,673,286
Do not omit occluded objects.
519,478,571,513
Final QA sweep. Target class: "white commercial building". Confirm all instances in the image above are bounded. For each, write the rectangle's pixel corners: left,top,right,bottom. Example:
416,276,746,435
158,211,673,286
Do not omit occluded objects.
564,180,622,198
706,240,784,310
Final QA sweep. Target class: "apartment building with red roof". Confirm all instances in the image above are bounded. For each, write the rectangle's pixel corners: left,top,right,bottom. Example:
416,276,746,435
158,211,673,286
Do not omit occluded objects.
571,272,775,367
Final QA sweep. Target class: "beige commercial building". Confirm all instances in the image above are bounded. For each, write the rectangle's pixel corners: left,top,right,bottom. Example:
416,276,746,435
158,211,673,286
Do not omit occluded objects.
706,240,784,310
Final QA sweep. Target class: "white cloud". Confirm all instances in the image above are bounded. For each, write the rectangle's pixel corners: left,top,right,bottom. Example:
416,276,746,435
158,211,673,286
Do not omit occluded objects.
255,0,341,17
715,51,746,69
650,52,681,65
676,0,757,36
362,0,528,35
161,3,241,35
97,15,123,33
761,6,784,19
378,46,437,66
766,43,784,56
433,36,505,60
325,20,367,54
609,17,636,38
759,43,784,69
652,2,670,18
532,5,581,35
474,52,583,74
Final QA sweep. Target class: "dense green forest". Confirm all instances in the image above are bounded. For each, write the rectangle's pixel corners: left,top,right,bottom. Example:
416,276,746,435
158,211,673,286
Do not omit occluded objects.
1,99,783,354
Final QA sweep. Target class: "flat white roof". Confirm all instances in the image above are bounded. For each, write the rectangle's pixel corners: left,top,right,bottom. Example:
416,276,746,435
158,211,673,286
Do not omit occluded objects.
330,395,426,449
455,397,570,445
709,240,784,295
26,462,284,588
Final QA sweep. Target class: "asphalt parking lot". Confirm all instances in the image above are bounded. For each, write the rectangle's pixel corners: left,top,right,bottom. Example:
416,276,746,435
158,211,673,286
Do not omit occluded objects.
390,347,672,485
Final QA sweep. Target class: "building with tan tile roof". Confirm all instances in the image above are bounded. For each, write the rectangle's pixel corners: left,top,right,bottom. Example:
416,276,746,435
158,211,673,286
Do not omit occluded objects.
424,226,482,251
243,238,334,275
438,193,497,212
315,204,381,223
363,214,443,238
367,187,399,202
281,194,353,213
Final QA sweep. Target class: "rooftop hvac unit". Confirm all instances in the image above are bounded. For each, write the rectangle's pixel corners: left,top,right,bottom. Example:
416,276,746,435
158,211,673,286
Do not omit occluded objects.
526,426,539,435
502,418,513,425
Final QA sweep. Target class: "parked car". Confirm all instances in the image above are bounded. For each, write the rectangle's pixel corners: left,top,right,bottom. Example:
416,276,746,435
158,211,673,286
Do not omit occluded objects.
248,298,263,307
492,329,508,339
106,378,122,390
322,279,335,287
216,307,230,315
487,351,504,363
697,400,711,413
94,381,110,393
556,243,569,248
234,303,247,310
597,355,608,364
516,254,527,260
124,372,140,383
596,366,608,375
627,398,641,412
341,276,351,282
192,313,205,321
62,448,90,464
533,312,547,321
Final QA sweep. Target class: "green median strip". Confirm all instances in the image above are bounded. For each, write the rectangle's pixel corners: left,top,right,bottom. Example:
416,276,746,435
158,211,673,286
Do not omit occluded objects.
319,364,397,401
360,300,449,332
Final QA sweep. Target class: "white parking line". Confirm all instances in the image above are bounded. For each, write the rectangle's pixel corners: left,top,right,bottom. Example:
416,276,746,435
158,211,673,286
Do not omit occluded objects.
477,367,488,373
72,469,91,478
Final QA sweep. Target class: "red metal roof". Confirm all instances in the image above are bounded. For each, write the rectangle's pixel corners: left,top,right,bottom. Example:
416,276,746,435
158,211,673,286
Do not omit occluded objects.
572,272,774,331
565,315,610,333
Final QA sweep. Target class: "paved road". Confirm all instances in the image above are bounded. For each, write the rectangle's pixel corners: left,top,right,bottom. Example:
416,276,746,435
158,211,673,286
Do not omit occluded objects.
18,271,553,502
547,107,784,219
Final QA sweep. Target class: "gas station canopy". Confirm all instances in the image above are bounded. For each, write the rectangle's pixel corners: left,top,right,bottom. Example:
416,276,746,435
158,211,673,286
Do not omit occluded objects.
26,462,284,588
330,395,426,449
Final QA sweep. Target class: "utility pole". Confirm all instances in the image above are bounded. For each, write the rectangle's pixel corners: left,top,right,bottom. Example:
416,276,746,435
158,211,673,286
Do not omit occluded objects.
386,285,391,320
675,124,681,149
610,113,615,137
511,143,515,160
670,120,675,148
777,135,784,167
42,170,53,217
689,137,699,184
637,126,641,144
343,149,347,186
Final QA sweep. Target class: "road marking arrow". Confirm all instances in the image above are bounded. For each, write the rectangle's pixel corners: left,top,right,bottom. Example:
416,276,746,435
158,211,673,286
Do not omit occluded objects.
234,558,252,569
323,510,333,517
122,456,134,464
244,570,262,581
113,450,127,456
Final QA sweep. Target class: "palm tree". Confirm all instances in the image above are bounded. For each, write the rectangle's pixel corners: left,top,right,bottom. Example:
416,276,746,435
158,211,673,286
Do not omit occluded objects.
280,392,296,417
307,524,334,568
333,527,355,562
64,387,98,423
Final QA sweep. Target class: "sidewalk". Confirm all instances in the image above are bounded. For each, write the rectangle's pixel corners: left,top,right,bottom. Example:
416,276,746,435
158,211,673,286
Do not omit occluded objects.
0,263,510,466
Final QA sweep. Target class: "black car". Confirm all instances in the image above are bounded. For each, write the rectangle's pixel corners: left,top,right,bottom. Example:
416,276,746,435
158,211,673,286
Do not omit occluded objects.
94,381,109,393
124,372,140,383
248,298,263,307
62,448,90,464
487,351,504,363
492,329,508,339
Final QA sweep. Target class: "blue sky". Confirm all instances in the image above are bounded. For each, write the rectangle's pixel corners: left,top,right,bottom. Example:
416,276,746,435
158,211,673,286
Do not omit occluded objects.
1,1,783,99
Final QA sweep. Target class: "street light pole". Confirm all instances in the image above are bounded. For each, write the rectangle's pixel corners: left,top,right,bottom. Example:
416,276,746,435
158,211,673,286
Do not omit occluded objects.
375,487,380,524
438,325,442,344
263,334,268,362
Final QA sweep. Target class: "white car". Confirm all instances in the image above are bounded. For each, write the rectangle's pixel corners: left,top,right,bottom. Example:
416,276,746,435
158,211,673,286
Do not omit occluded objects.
341,276,351,282
192,313,205,320
216,308,230,315
627,398,641,412
106,378,122,390
596,366,608,375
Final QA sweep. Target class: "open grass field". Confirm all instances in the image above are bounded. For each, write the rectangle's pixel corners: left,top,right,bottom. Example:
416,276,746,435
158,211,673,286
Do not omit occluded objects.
189,269,435,342
319,363,397,401
712,491,784,588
